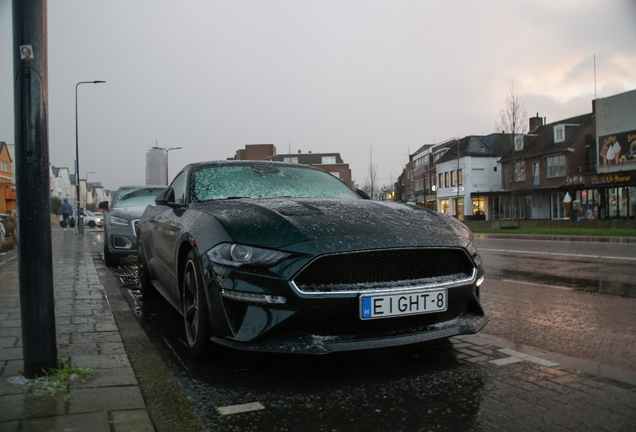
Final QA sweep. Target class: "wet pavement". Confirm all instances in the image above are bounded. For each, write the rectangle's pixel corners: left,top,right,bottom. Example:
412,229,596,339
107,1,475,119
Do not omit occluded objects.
0,227,203,432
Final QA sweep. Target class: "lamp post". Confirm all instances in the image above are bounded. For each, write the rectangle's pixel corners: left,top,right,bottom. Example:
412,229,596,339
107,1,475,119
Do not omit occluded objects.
153,144,182,185
75,80,105,234
86,171,96,209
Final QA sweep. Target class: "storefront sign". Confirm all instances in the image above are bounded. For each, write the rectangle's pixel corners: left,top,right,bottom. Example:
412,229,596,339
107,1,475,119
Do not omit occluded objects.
598,129,636,167
591,173,632,185
451,187,464,193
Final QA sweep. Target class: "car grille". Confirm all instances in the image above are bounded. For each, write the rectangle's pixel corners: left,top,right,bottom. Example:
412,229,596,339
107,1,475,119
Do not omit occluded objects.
293,248,474,294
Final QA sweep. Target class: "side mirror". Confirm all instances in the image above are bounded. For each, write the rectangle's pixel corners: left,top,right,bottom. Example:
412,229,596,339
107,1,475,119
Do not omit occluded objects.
155,188,176,205
98,201,109,211
356,189,372,200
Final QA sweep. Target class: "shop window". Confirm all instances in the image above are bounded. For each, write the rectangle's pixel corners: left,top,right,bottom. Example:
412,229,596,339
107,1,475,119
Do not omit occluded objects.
551,192,566,219
472,197,485,216
440,199,449,214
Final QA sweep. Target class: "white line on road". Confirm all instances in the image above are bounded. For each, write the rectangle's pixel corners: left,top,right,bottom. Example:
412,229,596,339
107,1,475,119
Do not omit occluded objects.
479,248,636,261
217,402,265,416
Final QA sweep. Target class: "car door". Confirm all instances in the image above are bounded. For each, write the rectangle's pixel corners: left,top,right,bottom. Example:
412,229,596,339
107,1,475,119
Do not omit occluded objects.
148,171,189,295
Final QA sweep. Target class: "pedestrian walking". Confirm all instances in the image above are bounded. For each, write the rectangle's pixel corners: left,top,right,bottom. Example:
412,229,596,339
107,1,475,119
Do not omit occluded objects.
60,198,73,230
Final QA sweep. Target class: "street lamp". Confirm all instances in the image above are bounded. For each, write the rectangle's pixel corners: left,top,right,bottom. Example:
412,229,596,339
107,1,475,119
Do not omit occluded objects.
75,80,105,235
86,171,96,209
153,144,182,185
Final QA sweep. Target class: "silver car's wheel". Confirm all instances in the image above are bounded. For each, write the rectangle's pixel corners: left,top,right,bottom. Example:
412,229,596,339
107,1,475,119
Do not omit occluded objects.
182,250,210,356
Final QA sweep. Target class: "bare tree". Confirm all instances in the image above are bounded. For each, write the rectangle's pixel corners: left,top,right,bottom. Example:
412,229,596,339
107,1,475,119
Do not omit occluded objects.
495,79,528,226
363,146,378,199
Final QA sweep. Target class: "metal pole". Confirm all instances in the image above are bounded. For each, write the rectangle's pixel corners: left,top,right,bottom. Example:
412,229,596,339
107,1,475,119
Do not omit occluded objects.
75,81,105,235
13,0,57,377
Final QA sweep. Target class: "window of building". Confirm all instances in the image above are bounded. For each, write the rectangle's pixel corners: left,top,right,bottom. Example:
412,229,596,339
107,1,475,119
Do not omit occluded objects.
515,135,524,150
450,170,456,187
458,169,462,186
440,199,449,214
321,156,336,165
330,172,340,179
514,161,526,182
554,125,565,143
284,157,298,163
532,162,540,186
472,197,485,216
444,172,449,188
439,173,443,188
551,192,566,219
547,155,566,178
473,168,485,185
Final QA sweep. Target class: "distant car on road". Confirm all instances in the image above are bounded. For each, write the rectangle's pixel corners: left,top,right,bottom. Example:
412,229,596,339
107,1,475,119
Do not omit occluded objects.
99,185,167,266
137,160,487,356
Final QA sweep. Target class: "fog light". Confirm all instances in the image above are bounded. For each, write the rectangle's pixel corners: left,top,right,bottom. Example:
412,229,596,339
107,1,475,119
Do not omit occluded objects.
476,276,485,287
222,289,287,305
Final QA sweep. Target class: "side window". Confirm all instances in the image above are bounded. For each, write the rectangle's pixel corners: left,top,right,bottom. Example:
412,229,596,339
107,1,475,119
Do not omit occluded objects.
170,171,187,204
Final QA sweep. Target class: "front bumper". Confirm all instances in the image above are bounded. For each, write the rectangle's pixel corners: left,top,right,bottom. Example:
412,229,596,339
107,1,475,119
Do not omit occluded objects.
203,251,487,354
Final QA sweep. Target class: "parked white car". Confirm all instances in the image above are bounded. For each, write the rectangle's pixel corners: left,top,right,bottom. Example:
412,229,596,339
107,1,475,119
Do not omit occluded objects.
59,209,103,228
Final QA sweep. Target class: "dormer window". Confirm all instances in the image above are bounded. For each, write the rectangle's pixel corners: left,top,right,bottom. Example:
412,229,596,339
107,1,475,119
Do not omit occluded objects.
554,125,565,143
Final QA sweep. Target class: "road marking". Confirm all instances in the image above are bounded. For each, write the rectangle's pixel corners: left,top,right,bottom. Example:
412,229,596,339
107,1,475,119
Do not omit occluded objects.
490,348,559,367
217,402,265,416
492,278,575,291
479,248,636,261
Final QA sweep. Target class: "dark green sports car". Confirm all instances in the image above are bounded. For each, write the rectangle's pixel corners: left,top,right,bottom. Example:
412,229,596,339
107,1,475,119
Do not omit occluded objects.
137,160,487,355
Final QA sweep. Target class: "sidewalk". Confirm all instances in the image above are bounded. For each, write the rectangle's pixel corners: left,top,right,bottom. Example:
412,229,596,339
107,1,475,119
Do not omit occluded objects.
0,225,204,432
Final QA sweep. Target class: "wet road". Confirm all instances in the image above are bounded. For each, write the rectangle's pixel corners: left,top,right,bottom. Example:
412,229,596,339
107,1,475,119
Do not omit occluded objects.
91,232,636,431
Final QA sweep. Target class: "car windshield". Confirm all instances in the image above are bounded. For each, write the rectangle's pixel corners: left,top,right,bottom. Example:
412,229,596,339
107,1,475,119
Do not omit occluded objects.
114,188,164,207
84,210,96,217
191,165,360,202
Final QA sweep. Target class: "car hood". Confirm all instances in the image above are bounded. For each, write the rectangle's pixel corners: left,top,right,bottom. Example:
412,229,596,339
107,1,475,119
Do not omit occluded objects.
110,205,151,220
192,198,472,254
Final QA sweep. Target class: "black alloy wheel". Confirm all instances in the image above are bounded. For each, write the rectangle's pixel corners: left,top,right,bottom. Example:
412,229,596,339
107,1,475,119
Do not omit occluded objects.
182,250,211,356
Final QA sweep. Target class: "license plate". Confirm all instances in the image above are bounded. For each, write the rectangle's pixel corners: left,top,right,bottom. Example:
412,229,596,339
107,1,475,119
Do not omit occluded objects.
360,289,447,320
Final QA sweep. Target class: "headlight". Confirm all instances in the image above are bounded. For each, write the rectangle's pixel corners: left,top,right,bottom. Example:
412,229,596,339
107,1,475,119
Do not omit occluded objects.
110,216,129,227
207,243,290,267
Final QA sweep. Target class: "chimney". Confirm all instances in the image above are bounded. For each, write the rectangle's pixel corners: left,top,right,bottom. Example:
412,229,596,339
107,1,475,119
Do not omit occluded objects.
529,113,543,132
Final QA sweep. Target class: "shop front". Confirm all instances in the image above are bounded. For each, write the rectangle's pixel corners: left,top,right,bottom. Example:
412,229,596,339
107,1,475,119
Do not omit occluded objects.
565,171,636,220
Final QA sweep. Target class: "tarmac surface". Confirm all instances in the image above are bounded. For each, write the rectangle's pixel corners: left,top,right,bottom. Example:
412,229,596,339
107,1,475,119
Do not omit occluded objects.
1,226,636,431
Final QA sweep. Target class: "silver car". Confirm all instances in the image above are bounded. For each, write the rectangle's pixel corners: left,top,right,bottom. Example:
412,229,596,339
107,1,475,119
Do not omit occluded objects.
99,185,167,266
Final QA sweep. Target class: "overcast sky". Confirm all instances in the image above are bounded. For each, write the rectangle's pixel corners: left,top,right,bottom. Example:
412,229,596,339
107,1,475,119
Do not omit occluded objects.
1,0,635,191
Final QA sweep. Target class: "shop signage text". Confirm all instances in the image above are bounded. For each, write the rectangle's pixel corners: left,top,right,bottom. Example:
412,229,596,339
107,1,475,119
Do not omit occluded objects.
591,174,632,185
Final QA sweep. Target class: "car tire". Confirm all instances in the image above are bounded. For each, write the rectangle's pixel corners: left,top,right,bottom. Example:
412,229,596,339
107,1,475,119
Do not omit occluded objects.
88,220,96,228
137,241,153,295
103,238,120,267
182,250,211,357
